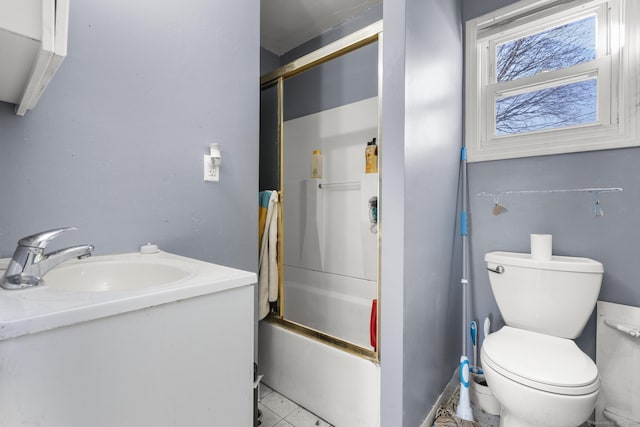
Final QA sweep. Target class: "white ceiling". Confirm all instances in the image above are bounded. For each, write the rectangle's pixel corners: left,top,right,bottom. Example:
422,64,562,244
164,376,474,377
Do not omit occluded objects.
261,0,382,56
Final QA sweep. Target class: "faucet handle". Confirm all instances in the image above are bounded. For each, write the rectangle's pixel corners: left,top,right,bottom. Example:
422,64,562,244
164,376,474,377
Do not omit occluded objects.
18,227,78,249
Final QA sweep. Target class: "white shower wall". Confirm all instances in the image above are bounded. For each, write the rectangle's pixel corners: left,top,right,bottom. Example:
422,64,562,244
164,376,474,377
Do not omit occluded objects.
284,96,378,277
282,96,379,347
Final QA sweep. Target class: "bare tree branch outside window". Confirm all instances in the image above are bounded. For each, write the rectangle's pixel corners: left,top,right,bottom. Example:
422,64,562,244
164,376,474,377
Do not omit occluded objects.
495,16,598,135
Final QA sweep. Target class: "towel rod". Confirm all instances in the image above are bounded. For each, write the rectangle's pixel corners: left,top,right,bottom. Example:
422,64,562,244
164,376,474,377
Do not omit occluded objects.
476,187,623,197
476,187,623,217
318,181,360,190
603,406,639,426
604,319,640,338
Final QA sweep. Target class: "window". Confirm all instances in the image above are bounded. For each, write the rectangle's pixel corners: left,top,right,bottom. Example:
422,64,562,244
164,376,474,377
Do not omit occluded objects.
465,0,640,162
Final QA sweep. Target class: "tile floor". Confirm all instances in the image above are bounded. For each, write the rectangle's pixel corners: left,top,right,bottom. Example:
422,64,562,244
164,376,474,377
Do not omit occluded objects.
258,385,590,427
258,384,333,427
472,405,500,427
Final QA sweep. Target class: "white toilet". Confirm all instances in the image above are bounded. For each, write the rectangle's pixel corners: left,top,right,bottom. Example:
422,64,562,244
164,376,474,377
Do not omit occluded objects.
482,250,604,427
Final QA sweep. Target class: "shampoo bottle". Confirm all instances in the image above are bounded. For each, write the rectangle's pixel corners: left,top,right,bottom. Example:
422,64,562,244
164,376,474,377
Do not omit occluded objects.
311,149,323,179
365,138,378,174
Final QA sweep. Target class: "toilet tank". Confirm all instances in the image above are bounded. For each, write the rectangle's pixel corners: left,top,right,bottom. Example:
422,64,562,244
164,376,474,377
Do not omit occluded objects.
485,251,603,339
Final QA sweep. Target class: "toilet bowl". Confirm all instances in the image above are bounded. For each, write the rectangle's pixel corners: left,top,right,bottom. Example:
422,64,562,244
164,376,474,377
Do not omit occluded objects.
481,326,599,427
484,248,603,427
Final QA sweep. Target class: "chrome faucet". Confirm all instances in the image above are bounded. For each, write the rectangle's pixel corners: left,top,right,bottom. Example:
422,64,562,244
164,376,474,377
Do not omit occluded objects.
1,227,94,290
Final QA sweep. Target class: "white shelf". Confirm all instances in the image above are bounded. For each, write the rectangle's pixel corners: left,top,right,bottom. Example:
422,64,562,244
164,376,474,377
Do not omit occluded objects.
0,0,69,116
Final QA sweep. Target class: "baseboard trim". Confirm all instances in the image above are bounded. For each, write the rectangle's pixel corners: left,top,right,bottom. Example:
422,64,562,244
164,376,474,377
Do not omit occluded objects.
420,367,459,427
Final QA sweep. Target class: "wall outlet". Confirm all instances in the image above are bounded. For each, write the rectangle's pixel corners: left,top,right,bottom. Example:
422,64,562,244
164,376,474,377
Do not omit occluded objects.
204,155,219,182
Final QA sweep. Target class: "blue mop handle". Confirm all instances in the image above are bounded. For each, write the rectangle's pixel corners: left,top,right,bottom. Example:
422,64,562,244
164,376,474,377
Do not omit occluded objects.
461,211,468,236
460,146,470,356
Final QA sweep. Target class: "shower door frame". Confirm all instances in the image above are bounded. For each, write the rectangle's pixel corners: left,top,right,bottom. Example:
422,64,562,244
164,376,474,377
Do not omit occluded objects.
260,20,383,362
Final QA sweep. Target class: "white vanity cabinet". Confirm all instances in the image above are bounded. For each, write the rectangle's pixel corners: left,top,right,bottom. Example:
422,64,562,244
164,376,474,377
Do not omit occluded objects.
0,252,257,426
0,0,69,115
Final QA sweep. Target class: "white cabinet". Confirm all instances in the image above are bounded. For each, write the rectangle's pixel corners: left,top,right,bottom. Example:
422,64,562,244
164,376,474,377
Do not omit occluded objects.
0,250,257,426
0,0,69,115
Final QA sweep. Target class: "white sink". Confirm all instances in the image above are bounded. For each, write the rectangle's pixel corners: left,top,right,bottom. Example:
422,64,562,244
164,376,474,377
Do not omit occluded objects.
44,259,193,291
0,250,256,341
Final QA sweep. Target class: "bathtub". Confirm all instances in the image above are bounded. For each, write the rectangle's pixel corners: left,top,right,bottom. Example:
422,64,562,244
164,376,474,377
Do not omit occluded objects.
259,265,379,426
259,321,380,426
0,250,256,427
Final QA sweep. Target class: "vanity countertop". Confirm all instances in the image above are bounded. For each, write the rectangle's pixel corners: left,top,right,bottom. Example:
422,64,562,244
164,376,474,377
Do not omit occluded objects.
0,251,256,340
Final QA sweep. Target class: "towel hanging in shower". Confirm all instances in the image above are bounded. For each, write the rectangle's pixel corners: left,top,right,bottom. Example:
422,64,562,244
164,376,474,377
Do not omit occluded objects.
258,190,279,320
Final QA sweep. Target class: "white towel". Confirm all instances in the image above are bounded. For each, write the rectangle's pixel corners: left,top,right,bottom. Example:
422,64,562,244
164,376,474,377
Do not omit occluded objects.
259,191,279,320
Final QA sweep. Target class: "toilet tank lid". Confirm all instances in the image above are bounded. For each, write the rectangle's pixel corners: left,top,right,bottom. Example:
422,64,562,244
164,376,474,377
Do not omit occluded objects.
485,251,604,273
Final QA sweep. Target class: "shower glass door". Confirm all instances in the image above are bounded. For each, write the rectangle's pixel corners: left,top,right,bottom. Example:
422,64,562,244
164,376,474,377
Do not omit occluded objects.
260,22,382,359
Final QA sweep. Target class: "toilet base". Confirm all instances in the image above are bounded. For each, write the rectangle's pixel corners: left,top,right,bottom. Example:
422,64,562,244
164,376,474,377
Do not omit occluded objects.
483,363,598,427
499,411,534,427
498,408,592,427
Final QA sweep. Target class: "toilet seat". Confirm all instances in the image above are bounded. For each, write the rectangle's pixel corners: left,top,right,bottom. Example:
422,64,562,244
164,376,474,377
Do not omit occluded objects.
482,326,599,396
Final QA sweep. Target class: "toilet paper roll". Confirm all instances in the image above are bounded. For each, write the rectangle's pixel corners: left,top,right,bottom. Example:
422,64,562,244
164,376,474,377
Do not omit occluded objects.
530,234,552,260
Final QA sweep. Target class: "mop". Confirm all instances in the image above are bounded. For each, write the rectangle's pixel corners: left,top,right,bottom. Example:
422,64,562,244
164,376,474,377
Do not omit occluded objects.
434,147,477,427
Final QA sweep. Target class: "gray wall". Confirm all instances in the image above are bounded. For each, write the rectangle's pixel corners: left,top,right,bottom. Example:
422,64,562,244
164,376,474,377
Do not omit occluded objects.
259,48,281,191
283,41,378,121
462,0,640,360
260,47,280,76
381,0,463,426
0,0,259,273
264,4,382,122
259,84,280,191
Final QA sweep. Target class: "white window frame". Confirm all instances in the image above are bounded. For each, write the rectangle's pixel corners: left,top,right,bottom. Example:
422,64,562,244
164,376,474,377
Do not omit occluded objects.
465,0,640,162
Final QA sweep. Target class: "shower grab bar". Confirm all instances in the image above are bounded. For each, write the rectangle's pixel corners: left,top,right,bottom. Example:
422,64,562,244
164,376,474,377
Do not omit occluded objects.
604,319,640,338
318,181,360,190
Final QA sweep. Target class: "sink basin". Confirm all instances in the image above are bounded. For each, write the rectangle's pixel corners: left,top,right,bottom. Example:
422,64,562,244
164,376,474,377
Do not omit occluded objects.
0,249,256,342
44,258,194,291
